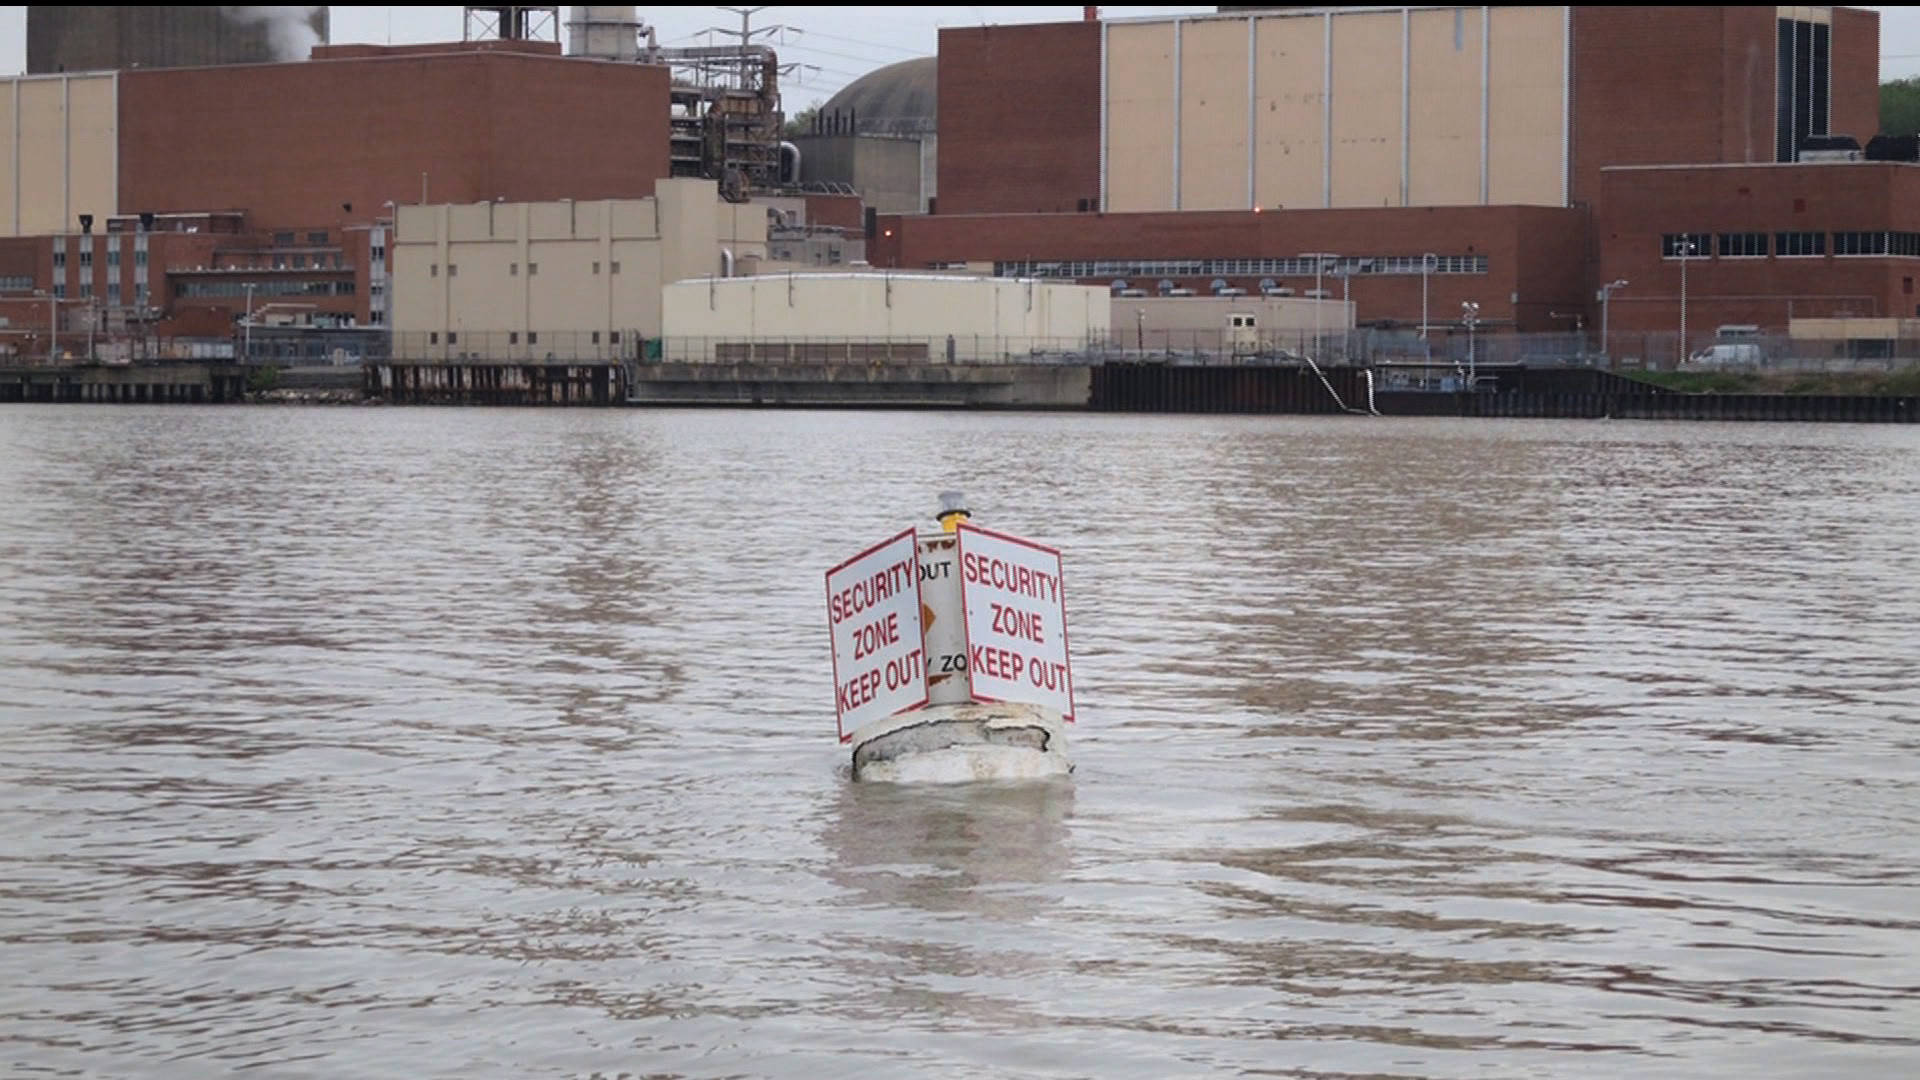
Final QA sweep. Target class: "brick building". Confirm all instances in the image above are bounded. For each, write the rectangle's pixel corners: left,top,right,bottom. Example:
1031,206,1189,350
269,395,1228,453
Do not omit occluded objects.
873,5,1896,345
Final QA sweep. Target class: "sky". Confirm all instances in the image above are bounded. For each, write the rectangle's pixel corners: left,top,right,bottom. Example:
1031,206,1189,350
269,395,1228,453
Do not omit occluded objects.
1,5,1918,114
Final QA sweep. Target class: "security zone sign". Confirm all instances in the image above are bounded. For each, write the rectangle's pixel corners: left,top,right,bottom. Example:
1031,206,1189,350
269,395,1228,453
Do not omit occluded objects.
825,528,927,742
956,523,1075,722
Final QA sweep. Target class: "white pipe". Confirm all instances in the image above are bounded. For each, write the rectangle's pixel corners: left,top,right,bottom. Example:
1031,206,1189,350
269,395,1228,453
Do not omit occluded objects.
721,248,734,278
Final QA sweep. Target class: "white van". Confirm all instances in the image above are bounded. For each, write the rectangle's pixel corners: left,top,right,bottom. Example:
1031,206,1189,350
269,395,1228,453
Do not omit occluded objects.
1686,341,1764,369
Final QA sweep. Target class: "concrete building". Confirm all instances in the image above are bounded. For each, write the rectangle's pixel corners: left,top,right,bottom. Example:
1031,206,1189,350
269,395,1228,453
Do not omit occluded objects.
891,5,1891,343
793,58,938,214
660,274,1110,362
391,179,768,360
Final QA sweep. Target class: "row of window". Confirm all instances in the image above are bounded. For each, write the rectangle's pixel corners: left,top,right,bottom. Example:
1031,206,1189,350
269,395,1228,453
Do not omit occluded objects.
1662,232,1920,258
0,276,32,291
273,232,333,247
176,280,356,298
428,260,622,277
425,330,625,345
994,255,1490,279
53,251,149,269
46,283,150,304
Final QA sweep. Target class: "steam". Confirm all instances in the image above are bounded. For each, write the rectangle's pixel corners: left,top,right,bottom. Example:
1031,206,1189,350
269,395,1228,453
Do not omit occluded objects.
220,6,325,62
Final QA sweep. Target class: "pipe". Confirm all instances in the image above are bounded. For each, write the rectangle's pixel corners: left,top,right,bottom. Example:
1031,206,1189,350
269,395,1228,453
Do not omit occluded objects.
780,141,801,186
721,248,734,278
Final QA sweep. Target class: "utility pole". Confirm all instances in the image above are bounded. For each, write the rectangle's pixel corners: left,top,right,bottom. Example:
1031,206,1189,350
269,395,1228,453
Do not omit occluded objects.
711,7,782,90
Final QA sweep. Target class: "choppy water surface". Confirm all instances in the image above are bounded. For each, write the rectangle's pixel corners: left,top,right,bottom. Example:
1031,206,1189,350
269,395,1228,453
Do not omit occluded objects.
1,405,1917,1079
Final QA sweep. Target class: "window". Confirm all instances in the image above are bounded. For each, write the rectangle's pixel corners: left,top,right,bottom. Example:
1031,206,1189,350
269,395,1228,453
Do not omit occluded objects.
510,332,519,345
591,331,600,344
308,231,328,245
528,332,538,345
79,248,92,268
135,249,147,268
1776,231,1825,256
610,332,621,344
135,283,148,306
107,248,121,268
1776,18,1831,162
52,251,65,269
430,332,439,344
52,284,65,298
292,254,307,268
371,244,386,263
1718,233,1767,258
1661,234,1710,258
1896,233,1920,257
527,262,538,276
274,232,294,246
610,261,621,274
592,261,600,275
107,282,120,303
1833,231,1888,256
447,332,457,345
447,264,458,277
79,282,91,298
430,263,439,277
510,262,518,276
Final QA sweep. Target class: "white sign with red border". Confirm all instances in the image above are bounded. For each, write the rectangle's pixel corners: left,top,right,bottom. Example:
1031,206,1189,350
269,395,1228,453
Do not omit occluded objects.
825,528,928,742
956,523,1075,722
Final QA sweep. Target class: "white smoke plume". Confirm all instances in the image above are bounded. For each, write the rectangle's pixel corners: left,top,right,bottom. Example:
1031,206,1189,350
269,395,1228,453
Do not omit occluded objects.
220,7,325,62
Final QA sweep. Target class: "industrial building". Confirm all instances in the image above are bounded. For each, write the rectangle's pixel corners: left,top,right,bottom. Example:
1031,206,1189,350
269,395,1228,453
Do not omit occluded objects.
792,58,939,214
660,273,1110,363
871,5,1901,350
389,180,770,361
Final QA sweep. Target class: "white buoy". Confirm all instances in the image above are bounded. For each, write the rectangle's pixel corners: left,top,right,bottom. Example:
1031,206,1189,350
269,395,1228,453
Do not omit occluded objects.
825,494,1076,783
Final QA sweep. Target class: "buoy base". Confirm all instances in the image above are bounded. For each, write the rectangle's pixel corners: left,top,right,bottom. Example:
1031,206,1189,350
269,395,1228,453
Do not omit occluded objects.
849,702,1072,783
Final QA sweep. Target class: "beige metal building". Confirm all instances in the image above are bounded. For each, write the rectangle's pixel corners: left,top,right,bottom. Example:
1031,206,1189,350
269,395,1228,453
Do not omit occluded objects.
661,273,1112,362
1102,6,1570,212
1124,294,1355,356
391,179,769,360
0,72,119,237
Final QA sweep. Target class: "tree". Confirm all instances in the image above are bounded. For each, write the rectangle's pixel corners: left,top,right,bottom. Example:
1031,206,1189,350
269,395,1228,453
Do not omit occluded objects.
783,106,819,140
1880,78,1920,137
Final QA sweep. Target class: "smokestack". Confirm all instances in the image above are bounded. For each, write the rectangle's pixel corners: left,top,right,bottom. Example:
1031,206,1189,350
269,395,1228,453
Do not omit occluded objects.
1084,6,1098,21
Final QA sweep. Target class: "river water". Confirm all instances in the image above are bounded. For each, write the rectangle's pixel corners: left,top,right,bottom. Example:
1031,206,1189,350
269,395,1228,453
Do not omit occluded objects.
1,405,1916,1079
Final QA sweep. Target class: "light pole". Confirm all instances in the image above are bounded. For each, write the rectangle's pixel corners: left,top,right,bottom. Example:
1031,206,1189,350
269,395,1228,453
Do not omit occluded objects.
1135,308,1145,353
1598,278,1628,364
1462,300,1480,389
243,282,256,364
1677,237,1696,366
32,289,58,363
1421,252,1436,350
1302,252,1337,359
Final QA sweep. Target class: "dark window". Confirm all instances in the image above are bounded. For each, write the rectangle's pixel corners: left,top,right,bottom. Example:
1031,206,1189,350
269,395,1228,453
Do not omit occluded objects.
1777,19,1832,161
447,332,457,345
591,331,600,344
1662,233,1710,258
1718,233,1768,258
610,332,621,344
274,232,294,246
1834,232,1889,256
528,332,538,344
307,231,328,245
509,331,519,345
1775,231,1826,256
430,332,439,344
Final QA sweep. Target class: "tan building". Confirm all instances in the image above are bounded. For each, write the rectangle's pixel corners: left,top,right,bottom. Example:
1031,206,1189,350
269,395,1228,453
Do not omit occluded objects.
0,72,118,237
1123,294,1355,356
391,179,768,360
1102,6,1571,212
661,273,1112,362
